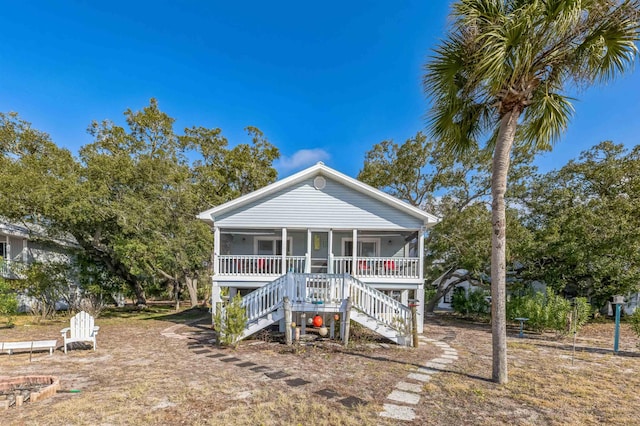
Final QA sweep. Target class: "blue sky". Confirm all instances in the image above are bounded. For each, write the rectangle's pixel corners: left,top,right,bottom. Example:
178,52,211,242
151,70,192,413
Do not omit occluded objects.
1,1,638,178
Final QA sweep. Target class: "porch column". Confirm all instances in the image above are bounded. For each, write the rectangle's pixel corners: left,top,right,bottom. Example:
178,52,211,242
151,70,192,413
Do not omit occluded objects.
418,227,425,281
281,227,287,274
401,290,409,305
327,229,333,273
5,237,10,262
416,284,425,333
213,226,220,276
22,238,28,262
305,229,312,273
211,281,221,317
351,229,358,275
416,227,426,333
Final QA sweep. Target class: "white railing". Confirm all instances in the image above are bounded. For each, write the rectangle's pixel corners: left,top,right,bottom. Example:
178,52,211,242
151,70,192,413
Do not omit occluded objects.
218,255,420,279
346,275,411,331
290,273,346,304
286,256,306,273
218,255,306,275
240,275,288,322
332,257,420,279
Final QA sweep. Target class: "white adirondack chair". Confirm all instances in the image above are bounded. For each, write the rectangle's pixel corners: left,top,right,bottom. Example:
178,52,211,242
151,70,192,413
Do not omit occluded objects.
60,311,100,354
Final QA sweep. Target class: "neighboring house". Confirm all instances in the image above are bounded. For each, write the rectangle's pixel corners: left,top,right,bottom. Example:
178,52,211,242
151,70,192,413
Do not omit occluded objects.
432,269,544,311
0,220,77,311
622,293,639,316
197,162,439,345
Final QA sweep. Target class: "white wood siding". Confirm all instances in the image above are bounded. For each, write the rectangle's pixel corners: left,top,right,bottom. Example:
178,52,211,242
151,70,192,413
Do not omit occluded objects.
214,177,424,229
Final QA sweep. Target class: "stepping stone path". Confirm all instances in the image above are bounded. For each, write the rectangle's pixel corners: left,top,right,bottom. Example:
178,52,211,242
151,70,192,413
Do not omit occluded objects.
379,336,459,422
162,319,458,421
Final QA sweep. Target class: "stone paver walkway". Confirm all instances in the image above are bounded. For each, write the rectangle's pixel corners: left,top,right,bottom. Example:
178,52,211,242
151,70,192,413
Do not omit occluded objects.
161,321,459,422
379,336,458,422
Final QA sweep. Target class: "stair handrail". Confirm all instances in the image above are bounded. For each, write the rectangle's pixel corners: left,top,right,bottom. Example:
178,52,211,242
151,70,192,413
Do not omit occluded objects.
345,274,412,336
223,272,413,343
240,274,288,322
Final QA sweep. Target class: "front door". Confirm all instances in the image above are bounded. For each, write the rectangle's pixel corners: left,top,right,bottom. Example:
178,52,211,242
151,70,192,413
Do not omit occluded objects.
310,231,328,273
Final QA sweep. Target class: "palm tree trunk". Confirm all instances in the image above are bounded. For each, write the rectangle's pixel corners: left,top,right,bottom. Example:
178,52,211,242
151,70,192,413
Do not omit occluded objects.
491,108,520,384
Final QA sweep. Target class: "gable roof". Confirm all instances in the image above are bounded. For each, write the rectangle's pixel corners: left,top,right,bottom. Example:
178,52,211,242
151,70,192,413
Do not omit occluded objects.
197,162,440,227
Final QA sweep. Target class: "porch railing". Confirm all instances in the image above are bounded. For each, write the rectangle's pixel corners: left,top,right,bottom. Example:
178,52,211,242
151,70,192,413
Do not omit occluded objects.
218,255,306,275
332,256,420,279
217,255,420,279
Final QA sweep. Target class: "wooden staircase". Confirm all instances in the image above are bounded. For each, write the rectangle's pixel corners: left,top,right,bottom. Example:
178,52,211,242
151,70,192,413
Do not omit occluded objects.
220,273,413,345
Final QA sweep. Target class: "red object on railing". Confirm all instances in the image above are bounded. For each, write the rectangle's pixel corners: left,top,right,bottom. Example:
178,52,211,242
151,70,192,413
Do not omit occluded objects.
257,258,266,271
358,260,369,272
383,260,396,271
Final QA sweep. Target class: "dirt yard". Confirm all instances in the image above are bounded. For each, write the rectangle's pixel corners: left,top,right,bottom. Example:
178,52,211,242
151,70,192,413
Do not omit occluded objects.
1,308,639,425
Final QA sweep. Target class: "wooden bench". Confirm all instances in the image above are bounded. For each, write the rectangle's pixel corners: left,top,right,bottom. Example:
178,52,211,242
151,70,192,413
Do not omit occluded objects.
0,340,58,361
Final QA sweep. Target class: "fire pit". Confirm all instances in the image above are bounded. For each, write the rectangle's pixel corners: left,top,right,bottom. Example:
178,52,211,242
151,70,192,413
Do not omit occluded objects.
0,376,60,409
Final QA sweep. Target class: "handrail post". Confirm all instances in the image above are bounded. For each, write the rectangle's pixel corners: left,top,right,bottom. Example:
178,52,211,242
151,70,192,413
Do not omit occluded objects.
343,297,352,346
284,297,292,346
410,302,419,348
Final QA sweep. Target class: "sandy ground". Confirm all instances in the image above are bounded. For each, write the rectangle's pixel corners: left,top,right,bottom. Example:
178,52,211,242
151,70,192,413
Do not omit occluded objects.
1,310,639,425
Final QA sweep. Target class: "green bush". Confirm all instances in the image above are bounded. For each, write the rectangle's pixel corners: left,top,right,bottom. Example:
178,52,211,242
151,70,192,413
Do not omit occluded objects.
507,289,591,335
629,309,640,348
213,293,247,348
12,262,71,321
0,278,18,326
452,288,490,317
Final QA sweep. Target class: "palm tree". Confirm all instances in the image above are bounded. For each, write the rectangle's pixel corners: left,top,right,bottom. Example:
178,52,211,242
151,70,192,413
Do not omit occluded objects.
424,0,639,384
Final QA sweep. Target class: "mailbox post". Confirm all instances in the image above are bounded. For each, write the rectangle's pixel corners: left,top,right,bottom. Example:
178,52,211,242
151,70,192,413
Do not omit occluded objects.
613,295,625,354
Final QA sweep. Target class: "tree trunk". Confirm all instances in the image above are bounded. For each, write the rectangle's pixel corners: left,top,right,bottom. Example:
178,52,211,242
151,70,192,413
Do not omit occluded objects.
185,276,198,308
75,234,147,306
425,268,473,313
490,108,520,384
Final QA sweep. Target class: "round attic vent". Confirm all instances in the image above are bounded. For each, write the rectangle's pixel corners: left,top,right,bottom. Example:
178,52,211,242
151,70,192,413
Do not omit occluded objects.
313,176,326,190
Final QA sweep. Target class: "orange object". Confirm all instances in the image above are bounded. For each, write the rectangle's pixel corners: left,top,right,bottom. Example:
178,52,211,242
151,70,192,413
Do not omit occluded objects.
312,315,323,327
333,314,340,321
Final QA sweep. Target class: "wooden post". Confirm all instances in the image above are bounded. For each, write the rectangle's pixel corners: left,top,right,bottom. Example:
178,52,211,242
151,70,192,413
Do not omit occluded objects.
294,327,300,342
330,316,335,339
284,297,292,346
343,297,352,346
410,303,419,348
301,313,306,335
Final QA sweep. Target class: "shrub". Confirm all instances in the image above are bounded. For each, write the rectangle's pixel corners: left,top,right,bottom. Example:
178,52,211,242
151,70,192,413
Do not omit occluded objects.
629,309,640,349
12,262,71,321
507,289,591,335
0,278,18,326
213,293,247,348
452,288,490,317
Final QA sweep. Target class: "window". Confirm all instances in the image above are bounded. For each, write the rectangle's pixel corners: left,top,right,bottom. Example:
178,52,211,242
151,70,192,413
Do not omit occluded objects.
342,238,379,257
254,237,292,255
0,241,6,259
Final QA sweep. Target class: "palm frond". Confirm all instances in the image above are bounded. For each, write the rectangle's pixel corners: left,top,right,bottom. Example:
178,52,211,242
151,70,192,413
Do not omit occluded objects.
520,90,575,149
425,0,639,155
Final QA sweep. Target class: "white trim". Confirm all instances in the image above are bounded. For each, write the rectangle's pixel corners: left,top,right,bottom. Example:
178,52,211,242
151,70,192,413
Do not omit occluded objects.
197,162,440,225
213,227,220,276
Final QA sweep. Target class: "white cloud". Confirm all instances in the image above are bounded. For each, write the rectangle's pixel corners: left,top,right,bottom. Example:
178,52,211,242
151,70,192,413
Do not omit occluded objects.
276,148,331,172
